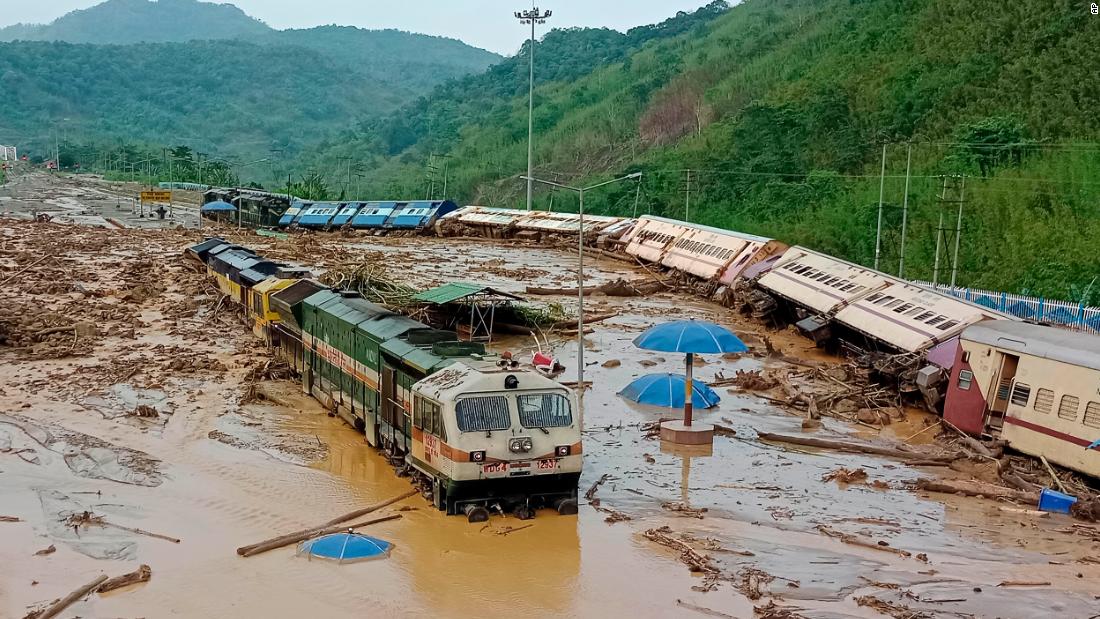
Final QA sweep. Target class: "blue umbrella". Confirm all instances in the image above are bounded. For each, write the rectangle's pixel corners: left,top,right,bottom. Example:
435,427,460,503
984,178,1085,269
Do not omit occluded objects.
1087,438,1100,451
619,373,721,409
633,320,748,354
297,532,393,563
632,320,747,429
200,200,236,213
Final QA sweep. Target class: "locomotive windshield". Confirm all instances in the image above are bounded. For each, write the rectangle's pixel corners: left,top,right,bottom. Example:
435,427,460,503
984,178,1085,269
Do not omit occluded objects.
518,393,573,428
456,396,511,432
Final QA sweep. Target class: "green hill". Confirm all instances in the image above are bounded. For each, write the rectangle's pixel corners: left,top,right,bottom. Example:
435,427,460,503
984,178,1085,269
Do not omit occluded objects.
0,0,500,159
0,0,270,44
328,0,1100,302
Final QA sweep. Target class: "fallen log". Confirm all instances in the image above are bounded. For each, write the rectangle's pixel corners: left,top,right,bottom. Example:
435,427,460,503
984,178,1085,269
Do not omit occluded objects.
756,432,957,463
548,312,618,330
101,521,180,543
997,580,1051,587
236,489,415,557
98,565,151,593
915,478,1040,503
0,515,21,522
238,514,401,558
34,574,108,619
816,525,911,557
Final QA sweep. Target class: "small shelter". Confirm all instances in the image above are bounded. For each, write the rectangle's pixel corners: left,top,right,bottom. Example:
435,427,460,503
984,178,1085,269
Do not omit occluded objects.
413,282,524,343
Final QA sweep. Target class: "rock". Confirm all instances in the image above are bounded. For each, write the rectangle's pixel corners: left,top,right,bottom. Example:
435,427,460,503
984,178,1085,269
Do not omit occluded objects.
834,399,859,414
801,418,823,430
639,360,658,368
602,359,621,368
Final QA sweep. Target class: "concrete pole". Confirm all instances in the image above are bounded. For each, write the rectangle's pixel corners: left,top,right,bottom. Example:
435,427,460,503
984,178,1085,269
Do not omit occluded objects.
898,143,912,278
684,352,694,427
525,12,536,212
950,176,965,288
577,187,585,425
873,143,887,270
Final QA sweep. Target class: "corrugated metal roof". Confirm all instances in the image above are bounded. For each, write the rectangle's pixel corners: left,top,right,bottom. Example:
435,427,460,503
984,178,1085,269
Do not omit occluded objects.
963,321,1100,371
413,282,524,305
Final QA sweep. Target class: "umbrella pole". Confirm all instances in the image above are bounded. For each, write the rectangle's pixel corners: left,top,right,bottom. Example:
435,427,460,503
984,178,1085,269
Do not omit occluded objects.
684,353,694,427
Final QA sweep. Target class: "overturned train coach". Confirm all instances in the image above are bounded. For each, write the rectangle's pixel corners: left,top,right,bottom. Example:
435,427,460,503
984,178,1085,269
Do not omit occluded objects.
747,246,1014,407
186,238,581,521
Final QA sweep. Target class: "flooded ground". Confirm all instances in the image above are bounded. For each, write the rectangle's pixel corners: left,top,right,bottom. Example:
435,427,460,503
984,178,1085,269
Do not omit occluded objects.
2,170,1099,618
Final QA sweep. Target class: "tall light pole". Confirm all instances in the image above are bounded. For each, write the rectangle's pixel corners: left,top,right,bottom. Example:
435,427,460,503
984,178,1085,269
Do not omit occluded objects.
515,4,552,212
521,172,642,425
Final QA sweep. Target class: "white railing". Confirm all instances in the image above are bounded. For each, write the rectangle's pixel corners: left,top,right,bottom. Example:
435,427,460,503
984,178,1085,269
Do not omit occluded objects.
912,280,1100,334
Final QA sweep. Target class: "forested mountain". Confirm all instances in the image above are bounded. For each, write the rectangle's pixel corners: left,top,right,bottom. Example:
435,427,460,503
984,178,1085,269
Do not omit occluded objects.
0,0,269,44
0,0,500,158
318,0,1100,302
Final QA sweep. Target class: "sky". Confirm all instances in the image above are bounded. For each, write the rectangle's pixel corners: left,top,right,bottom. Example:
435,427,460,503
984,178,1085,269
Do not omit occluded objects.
1,0,714,54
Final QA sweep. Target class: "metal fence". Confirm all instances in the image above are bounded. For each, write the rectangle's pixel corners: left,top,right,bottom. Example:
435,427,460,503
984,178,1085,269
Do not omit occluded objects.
912,280,1100,334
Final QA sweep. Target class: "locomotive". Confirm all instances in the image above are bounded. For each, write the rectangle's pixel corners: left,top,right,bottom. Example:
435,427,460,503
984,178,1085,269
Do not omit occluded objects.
188,238,581,521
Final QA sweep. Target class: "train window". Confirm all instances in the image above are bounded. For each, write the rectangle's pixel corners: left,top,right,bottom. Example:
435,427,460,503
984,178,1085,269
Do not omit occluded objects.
851,286,867,294
893,303,914,313
1084,402,1100,429
957,370,973,390
1034,389,1055,414
517,393,573,428
865,293,884,303
887,299,906,308
456,396,512,432
926,316,947,326
875,296,895,305
1010,383,1031,406
915,311,936,321
937,320,960,331
1058,395,1080,421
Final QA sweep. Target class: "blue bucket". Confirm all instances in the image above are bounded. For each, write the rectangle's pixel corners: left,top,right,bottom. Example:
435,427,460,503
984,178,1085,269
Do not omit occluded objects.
1038,488,1077,514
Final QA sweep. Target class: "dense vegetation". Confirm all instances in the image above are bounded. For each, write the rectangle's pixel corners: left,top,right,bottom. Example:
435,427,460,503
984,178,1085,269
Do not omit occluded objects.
0,0,499,159
0,0,269,44
317,0,1100,303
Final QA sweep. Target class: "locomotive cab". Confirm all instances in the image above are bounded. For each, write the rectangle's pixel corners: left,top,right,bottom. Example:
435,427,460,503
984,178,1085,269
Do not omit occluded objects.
409,361,582,521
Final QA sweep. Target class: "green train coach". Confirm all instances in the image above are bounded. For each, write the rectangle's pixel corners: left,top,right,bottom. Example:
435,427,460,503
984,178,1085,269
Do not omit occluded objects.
188,238,581,521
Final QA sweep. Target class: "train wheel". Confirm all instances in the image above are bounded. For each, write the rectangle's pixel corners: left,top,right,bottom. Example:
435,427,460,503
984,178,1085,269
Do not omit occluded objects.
513,504,535,520
555,498,579,515
463,504,490,523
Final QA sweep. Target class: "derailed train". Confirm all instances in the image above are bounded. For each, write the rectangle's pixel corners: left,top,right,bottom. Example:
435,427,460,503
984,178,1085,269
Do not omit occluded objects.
433,206,1100,478
187,238,582,521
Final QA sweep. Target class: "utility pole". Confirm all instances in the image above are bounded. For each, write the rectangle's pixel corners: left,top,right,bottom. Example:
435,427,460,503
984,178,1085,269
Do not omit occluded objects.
950,176,965,287
933,210,945,286
515,3,552,211
873,143,887,270
683,169,693,222
632,179,642,218
898,143,912,279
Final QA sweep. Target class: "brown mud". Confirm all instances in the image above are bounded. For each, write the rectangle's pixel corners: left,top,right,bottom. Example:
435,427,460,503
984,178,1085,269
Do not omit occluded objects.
2,170,1099,618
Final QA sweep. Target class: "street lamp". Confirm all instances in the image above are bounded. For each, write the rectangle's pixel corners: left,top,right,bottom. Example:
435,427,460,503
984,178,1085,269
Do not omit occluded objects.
515,4,551,212
520,171,641,423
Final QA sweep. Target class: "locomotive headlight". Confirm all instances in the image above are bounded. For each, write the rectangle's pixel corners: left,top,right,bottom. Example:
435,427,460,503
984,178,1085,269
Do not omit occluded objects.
555,445,571,457
470,450,486,463
509,437,533,453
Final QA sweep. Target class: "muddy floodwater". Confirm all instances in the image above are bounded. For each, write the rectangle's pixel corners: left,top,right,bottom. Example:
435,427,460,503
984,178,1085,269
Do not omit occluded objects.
1,178,1099,618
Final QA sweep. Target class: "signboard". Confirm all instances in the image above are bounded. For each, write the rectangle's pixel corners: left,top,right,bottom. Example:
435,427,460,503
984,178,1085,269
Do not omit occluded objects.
140,191,172,204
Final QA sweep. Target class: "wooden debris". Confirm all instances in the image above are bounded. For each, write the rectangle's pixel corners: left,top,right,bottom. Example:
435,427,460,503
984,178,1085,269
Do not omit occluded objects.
855,595,932,619
997,580,1051,587
584,473,610,507
821,467,868,484
757,432,956,463
1,515,21,522
661,502,707,519
915,478,1040,503
236,488,415,557
33,545,56,556
65,511,180,543
816,525,911,557
754,601,809,619
643,526,720,577
98,565,152,593
676,599,736,618
1040,454,1070,494
29,574,109,619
